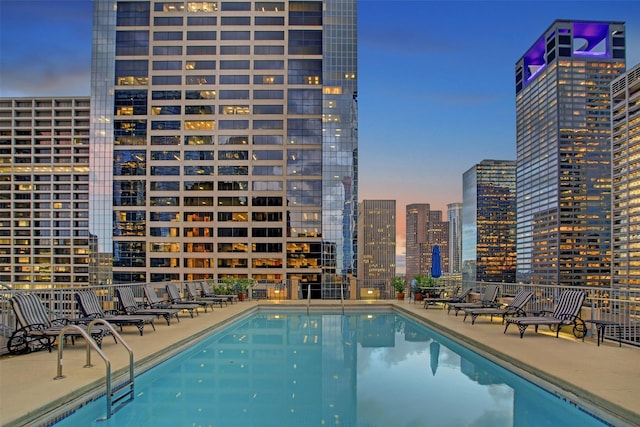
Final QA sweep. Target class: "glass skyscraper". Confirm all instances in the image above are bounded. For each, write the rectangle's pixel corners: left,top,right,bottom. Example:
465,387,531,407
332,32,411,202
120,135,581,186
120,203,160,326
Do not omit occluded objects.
90,0,357,296
462,160,516,284
515,20,625,286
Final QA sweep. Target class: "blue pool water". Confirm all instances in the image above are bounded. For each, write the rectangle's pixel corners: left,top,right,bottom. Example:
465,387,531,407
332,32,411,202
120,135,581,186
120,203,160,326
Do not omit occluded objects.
55,310,610,427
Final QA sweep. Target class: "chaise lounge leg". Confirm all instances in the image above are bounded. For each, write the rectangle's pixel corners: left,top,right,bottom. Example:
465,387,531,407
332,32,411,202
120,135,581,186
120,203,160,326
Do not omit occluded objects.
517,323,528,338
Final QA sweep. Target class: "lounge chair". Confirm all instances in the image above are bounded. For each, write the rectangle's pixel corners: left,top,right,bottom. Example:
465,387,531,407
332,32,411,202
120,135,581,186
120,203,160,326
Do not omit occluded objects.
116,286,180,326
504,290,586,339
166,283,214,312
143,284,200,318
462,289,533,325
75,290,155,336
8,293,106,354
198,281,238,303
423,287,471,309
447,284,500,316
185,282,227,307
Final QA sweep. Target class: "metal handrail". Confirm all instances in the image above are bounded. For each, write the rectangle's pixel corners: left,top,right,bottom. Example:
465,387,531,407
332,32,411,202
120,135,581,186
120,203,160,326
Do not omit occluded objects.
307,284,311,315
340,283,345,315
54,320,135,420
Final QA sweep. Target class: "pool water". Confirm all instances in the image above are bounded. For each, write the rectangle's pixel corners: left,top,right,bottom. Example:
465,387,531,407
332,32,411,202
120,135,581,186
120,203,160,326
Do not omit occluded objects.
54,311,610,427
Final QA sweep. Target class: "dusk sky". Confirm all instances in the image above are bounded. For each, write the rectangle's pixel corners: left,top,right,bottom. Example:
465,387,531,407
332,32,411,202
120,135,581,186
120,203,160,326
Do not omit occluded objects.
2,0,640,268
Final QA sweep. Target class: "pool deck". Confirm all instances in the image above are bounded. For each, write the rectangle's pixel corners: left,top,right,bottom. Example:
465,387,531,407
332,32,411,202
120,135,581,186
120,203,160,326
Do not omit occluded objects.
1,299,639,427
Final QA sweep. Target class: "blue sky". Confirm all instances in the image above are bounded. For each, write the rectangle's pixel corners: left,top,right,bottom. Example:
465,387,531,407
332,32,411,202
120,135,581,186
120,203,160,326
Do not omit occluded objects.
2,0,640,265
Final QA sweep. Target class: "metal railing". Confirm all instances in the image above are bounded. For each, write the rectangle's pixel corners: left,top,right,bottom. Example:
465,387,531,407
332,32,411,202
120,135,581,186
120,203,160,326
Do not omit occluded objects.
1,278,638,352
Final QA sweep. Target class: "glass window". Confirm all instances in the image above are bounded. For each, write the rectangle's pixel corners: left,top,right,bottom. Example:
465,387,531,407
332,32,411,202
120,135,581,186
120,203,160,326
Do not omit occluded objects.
184,150,214,160
186,45,216,55
150,211,180,221
253,120,283,129
219,135,248,145
113,180,146,206
154,2,185,12
152,75,182,85
185,105,214,114
150,181,180,191
252,212,282,221
218,166,248,175
220,60,250,70
219,150,248,160
221,2,250,11
150,150,180,161
184,120,215,130
185,60,216,70
150,166,180,175
114,90,147,116
184,165,214,175
154,16,183,26
116,31,149,56
253,90,283,99
185,90,216,100
218,120,249,130
220,45,250,55
253,75,284,85
184,181,214,191
187,31,217,40
221,31,250,40
153,31,183,41
252,181,283,191
253,105,283,115
218,197,248,206
151,120,181,130
184,196,214,206
153,46,183,55
151,105,181,115
220,105,249,114
218,181,248,191
253,135,282,145
252,150,283,160
151,135,181,145
253,166,283,176
153,61,182,70
185,135,214,145
252,228,282,238
115,60,149,86
287,180,322,205
220,75,250,85
255,2,284,11
219,90,249,100
255,16,284,25
288,89,322,114
152,90,182,100
255,31,284,40
185,75,215,85
117,1,150,26
186,2,217,12
254,60,284,70
252,196,283,206
187,16,217,25
150,196,179,206
221,16,250,25
218,242,248,252
254,45,285,55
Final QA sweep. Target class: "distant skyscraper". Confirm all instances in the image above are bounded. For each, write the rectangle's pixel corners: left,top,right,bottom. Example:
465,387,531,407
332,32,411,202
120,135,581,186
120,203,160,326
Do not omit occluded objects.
90,0,358,295
515,20,625,286
357,200,396,286
405,204,448,280
0,97,92,289
462,160,516,284
447,202,463,274
611,63,640,292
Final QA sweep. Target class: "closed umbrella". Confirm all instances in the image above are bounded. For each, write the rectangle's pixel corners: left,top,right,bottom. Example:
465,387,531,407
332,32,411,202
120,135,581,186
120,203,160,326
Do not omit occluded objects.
430,244,442,279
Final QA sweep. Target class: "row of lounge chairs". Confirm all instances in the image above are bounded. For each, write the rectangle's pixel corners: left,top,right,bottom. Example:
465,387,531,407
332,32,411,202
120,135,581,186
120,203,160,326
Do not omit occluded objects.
422,285,587,340
6,282,236,354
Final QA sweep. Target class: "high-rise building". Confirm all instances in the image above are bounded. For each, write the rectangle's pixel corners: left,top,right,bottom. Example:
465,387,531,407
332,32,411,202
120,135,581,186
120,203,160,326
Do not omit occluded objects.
357,200,396,287
405,203,448,280
515,20,625,286
611,63,640,292
90,0,358,296
0,97,92,289
447,202,463,274
462,160,516,284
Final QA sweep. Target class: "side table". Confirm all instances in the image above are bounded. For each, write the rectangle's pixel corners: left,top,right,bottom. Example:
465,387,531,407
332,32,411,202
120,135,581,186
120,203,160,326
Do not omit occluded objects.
584,320,622,347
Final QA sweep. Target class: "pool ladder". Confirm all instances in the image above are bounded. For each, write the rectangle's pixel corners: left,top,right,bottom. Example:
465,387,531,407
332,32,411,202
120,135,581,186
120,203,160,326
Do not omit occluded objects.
54,319,135,421
306,284,345,315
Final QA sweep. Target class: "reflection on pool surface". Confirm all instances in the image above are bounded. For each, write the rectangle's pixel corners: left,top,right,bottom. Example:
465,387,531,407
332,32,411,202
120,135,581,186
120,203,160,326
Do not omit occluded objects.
55,311,609,426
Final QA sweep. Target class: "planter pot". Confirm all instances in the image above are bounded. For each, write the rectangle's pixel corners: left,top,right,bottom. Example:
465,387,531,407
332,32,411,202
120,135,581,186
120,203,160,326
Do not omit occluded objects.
396,292,405,301
238,292,246,301
414,293,423,301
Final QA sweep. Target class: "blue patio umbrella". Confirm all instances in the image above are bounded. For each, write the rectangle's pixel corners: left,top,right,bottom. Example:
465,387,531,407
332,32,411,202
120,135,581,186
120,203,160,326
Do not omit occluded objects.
430,244,442,279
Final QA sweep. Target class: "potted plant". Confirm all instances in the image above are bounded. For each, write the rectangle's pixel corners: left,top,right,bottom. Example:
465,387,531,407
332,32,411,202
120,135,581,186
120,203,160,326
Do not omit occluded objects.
391,276,407,300
414,274,438,298
236,277,255,301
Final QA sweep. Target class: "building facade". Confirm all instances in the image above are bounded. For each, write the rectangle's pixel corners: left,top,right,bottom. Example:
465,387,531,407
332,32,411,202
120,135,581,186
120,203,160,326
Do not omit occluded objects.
405,203,448,280
515,20,625,286
462,160,516,284
611,63,640,292
357,200,396,288
90,0,358,296
447,202,462,274
0,97,92,289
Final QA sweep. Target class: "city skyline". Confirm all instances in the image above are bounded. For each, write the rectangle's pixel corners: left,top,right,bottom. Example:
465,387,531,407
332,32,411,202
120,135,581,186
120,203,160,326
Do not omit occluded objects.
2,1,640,271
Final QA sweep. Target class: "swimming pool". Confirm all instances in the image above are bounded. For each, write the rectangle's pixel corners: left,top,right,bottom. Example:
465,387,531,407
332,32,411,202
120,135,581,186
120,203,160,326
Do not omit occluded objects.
54,310,611,426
